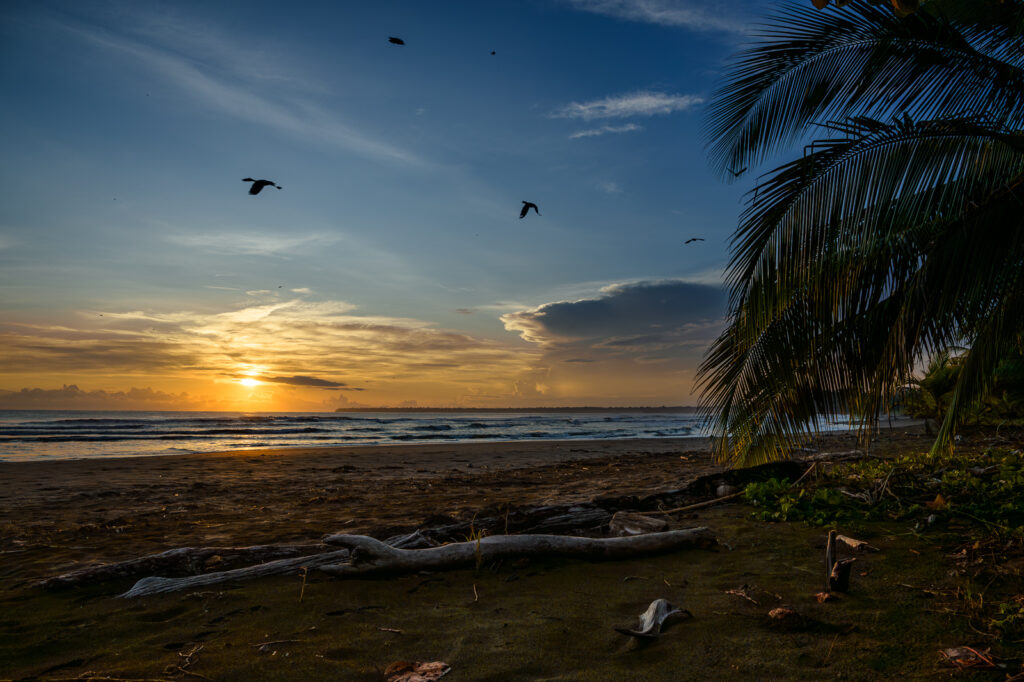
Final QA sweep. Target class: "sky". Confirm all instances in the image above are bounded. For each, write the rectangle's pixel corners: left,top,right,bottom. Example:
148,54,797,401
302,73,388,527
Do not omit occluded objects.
0,0,772,412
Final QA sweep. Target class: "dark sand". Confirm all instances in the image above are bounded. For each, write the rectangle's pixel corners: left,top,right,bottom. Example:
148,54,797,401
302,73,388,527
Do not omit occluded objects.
4,426,979,681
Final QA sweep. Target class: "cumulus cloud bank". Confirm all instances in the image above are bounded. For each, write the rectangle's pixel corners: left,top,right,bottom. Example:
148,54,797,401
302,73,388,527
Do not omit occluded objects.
0,385,206,411
499,280,728,403
502,280,726,349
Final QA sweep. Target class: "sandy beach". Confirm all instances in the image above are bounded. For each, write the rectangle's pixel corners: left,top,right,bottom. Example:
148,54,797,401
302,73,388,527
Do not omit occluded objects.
2,438,731,580
4,426,977,681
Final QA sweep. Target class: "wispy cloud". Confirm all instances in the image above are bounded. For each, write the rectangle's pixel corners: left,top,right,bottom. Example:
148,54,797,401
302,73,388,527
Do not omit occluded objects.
1,298,536,398
569,123,642,139
166,232,339,256
597,180,623,194
563,0,749,33
552,91,704,121
57,16,426,167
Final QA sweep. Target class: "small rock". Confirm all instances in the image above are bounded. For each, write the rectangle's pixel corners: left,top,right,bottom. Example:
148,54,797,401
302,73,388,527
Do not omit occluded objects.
716,483,739,498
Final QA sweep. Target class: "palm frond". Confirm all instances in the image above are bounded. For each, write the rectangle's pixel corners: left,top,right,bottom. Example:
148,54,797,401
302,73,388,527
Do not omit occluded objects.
705,0,1024,178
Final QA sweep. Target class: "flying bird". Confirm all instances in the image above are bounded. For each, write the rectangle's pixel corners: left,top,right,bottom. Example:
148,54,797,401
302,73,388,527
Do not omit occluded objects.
685,238,704,244
728,166,747,177
242,178,282,195
388,36,405,45
491,50,496,55
520,201,540,219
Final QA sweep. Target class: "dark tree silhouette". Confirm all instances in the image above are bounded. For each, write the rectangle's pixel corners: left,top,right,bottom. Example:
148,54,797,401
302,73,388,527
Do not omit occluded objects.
698,0,1024,466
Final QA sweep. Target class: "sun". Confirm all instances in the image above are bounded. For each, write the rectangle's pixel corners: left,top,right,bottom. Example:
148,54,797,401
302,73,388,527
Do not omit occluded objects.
238,377,261,387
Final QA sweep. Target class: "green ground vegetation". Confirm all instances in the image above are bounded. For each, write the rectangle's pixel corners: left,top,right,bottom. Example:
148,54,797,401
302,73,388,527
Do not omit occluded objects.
744,444,1024,649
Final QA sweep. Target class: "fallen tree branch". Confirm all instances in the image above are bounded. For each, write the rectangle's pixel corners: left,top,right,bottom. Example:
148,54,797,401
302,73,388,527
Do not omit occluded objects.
318,528,718,577
117,529,718,597
800,450,870,463
118,549,352,599
636,491,745,516
42,544,323,589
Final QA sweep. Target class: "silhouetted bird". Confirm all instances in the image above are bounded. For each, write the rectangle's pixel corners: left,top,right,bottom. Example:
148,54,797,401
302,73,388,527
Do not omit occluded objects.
685,238,704,244
243,178,282,195
491,50,496,55
388,36,405,45
520,201,540,219
728,166,747,177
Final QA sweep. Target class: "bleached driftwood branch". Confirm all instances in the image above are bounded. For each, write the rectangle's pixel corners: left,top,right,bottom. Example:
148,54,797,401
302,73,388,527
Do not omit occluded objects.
118,549,352,598
318,528,718,577
117,528,716,598
42,544,323,589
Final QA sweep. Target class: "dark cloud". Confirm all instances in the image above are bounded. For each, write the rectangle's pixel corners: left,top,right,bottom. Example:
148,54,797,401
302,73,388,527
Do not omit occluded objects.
0,385,205,410
455,308,475,315
0,332,200,373
502,280,727,348
498,280,728,403
255,375,349,389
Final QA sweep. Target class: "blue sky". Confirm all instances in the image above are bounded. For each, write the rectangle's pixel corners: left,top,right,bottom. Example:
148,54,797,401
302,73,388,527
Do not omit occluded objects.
0,0,772,410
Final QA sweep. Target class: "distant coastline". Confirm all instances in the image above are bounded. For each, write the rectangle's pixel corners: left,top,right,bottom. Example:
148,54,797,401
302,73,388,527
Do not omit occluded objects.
334,406,699,413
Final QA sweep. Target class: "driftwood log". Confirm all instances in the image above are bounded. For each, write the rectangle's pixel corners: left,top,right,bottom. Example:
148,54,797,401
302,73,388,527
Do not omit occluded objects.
318,528,718,577
119,549,353,598
41,544,324,589
50,460,804,595
117,529,717,598
800,450,868,463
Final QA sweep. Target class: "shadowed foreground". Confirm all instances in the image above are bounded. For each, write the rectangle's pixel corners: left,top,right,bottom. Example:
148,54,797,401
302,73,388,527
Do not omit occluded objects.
0,431,997,680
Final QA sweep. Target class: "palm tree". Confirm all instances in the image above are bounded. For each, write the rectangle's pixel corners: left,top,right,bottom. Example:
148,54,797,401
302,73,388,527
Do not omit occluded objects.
698,0,1024,466
903,350,961,434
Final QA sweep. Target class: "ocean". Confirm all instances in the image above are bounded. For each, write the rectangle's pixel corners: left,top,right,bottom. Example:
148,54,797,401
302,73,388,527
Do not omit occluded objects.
0,409,871,462
0,409,717,462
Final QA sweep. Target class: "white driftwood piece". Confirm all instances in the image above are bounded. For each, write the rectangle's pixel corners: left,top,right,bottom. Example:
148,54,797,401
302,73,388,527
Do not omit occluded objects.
614,598,692,639
319,528,717,576
118,549,352,599
608,511,668,536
